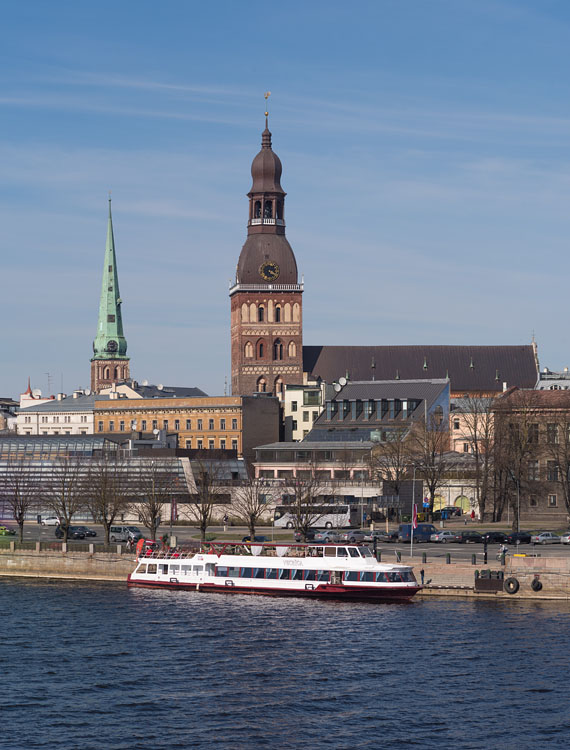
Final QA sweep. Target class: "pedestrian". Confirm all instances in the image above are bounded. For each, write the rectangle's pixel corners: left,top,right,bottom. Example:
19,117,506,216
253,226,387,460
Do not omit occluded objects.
420,569,425,585
470,509,475,521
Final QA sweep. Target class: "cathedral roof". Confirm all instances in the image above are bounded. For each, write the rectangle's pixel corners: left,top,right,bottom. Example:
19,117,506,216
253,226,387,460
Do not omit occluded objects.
249,121,285,195
236,234,298,285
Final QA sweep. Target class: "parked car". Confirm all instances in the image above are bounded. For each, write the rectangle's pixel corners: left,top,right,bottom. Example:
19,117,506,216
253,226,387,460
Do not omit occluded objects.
73,525,97,537
371,530,399,543
242,535,269,543
506,531,532,545
314,530,340,543
481,531,509,544
456,530,483,544
0,525,16,536
55,526,86,539
340,529,369,543
560,532,570,545
531,531,561,545
294,529,316,542
41,516,60,526
109,525,143,543
430,530,460,543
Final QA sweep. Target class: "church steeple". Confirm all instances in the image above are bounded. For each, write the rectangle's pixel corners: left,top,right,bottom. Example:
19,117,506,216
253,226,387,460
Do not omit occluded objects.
90,198,130,392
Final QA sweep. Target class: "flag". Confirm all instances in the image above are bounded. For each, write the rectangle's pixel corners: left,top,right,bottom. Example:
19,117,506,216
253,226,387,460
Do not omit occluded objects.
412,503,418,530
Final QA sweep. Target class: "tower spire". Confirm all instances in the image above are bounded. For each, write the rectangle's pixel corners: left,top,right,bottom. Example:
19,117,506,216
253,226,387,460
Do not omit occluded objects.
90,197,130,391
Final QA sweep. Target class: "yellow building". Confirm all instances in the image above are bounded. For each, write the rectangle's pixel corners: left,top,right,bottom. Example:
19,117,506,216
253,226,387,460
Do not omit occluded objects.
94,394,279,463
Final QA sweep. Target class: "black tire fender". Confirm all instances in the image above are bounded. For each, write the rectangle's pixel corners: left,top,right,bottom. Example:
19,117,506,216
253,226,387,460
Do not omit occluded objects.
531,578,543,592
504,577,520,595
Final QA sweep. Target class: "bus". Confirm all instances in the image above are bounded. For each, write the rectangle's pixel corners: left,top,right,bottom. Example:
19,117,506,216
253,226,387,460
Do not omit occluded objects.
273,504,359,529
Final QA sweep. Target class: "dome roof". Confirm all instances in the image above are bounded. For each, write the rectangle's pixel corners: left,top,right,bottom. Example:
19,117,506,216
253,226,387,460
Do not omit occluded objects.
236,234,298,285
249,122,285,195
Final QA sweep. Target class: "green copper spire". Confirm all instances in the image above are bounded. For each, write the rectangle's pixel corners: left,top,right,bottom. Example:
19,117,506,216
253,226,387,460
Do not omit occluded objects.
91,198,128,361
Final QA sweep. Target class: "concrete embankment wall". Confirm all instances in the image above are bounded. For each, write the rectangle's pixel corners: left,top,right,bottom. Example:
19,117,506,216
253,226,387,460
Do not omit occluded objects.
0,547,133,582
1,547,570,600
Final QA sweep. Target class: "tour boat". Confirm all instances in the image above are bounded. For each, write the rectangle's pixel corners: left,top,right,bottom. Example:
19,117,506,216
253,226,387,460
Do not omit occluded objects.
127,541,421,601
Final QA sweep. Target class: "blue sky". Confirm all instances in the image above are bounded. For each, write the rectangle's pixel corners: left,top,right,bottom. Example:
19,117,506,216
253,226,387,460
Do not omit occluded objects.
2,0,570,398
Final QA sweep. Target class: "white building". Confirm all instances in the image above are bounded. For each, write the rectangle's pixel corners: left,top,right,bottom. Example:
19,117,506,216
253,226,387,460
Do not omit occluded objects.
16,390,110,436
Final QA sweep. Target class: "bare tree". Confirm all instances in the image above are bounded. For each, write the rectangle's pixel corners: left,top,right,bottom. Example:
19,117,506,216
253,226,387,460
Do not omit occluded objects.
182,458,228,542
280,461,334,541
407,417,451,514
86,452,133,544
3,458,38,541
453,394,495,521
368,428,411,497
231,475,275,540
41,457,88,542
134,459,178,540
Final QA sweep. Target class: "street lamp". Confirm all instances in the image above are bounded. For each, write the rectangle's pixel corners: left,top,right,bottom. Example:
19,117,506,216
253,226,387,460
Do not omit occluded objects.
506,469,520,534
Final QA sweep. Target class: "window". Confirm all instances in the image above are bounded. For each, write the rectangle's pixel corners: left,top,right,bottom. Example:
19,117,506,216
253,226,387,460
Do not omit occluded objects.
245,341,254,358
107,314,115,323
152,420,158,430
547,461,559,482
463,443,469,453
119,420,125,432
529,423,539,443
42,431,47,435
303,391,320,406
303,430,309,437
141,420,147,431
208,439,215,449
529,495,537,507
528,460,539,481
258,342,264,358
275,306,281,322
258,306,264,322
292,420,298,431
53,416,59,423
131,420,137,430
231,439,238,451
41,416,48,423
109,421,114,432
453,419,460,430
197,439,203,449
64,416,71,423
273,339,283,360
174,419,180,430
288,341,296,358
185,439,192,449
98,421,104,432
81,416,87,423
220,418,226,430
220,439,226,449
303,411,310,422
209,419,215,430
257,377,267,392
548,494,557,507
163,420,168,430
232,418,238,430
312,411,318,422
547,424,559,444
197,419,203,430
291,401,298,412
186,419,191,430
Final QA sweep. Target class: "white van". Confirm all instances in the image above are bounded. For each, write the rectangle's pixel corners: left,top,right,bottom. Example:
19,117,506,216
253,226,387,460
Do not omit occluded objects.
109,525,143,543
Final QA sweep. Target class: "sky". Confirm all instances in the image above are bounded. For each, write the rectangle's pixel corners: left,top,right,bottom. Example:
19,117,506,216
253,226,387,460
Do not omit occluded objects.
2,0,570,399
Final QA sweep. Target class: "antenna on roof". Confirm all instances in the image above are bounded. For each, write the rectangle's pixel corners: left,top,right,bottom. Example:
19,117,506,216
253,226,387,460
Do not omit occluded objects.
224,376,228,396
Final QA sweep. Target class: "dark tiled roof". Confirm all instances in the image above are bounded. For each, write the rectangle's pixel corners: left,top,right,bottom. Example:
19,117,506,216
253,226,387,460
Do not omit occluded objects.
133,384,208,398
303,345,538,393
494,388,570,410
16,394,109,413
331,379,447,403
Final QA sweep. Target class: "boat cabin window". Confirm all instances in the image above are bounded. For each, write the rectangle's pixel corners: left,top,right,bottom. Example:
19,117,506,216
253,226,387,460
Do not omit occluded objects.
193,565,203,573
292,569,304,581
336,547,348,557
170,565,180,575
348,548,360,558
147,564,157,574
360,547,373,557
324,547,336,557
161,565,169,575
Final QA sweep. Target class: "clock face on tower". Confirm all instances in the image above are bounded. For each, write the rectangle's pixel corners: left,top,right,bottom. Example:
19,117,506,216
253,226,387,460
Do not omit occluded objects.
107,340,118,352
259,261,280,282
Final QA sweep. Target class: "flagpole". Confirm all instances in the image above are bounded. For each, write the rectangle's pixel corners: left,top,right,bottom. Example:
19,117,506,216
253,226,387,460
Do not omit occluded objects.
410,465,416,558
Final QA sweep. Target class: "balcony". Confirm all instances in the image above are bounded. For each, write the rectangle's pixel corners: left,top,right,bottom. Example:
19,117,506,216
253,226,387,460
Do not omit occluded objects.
229,282,304,294
248,218,285,227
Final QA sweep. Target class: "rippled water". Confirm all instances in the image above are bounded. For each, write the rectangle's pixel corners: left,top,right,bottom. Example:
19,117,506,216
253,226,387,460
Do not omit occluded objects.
1,579,569,749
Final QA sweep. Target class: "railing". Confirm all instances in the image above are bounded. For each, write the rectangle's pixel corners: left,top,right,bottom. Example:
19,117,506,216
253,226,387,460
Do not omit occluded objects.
229,282,303,293
248,218,284,226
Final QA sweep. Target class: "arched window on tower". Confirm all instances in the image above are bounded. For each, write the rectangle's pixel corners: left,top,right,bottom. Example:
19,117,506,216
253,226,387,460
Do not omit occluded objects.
241,303,249,323
264,200,273,219
244,341,254,358
275,306,281,323
288,341,296,358
250,302,256,321
293,303,300,322
257,377,267,393
276,200,283,220
274,377,284,397
103,367,110,380
273,339,283,361
258,305,265,322
254,200,261,219
114,367,119,380
284,303,291,322
257,340,265,359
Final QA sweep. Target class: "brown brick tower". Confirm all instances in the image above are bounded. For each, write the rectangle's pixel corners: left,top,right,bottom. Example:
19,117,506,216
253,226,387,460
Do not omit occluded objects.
230,117,303,396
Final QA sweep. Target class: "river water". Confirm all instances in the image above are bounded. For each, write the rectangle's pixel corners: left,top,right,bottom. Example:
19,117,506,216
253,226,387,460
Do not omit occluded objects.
1,579,569,750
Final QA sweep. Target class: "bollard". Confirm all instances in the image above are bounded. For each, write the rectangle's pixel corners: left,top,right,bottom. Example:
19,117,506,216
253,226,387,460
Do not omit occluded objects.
117,544,122,555
422,552,427,563
446,552,451,564
89,543,94,554
471,554,476,565
376,551,381,562
62,542,67,554
396,550,401,562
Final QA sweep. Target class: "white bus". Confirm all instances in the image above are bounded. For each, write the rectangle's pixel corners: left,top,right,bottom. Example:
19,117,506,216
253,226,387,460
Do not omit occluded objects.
273,504,359,529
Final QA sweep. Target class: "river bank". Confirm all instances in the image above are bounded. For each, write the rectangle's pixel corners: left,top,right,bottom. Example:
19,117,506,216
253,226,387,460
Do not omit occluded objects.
2,545,570,600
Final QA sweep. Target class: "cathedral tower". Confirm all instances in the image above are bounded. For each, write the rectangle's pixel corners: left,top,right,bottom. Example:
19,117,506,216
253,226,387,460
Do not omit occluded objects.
90,199,130,392
230,118,303,396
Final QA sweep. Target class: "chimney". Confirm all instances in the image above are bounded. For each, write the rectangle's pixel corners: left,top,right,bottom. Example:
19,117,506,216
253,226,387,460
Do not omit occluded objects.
502,382,508,392
56,393,65,401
